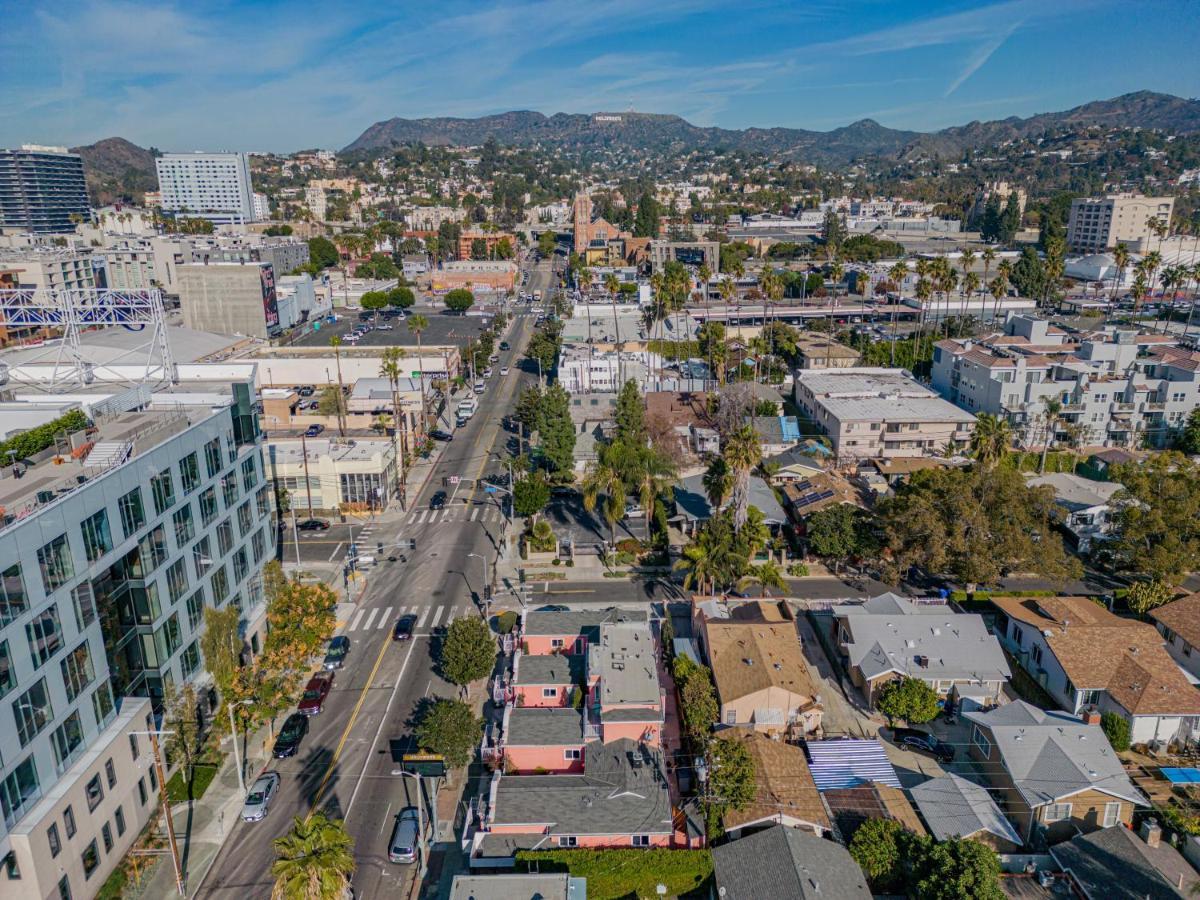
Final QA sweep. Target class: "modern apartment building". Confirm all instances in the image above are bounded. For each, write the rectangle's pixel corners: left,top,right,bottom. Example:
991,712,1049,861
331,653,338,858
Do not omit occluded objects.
0,247,97,294
1066,193,1174,254
931,316,1196,449
0,146,90,234
155,152,256,226
0,379,274,899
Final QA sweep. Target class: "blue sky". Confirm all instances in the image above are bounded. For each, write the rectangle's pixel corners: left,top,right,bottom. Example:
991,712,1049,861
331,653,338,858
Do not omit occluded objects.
0,0,1196,152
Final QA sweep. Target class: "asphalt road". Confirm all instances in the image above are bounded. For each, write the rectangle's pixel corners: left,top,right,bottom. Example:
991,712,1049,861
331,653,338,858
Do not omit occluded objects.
197,257,552,899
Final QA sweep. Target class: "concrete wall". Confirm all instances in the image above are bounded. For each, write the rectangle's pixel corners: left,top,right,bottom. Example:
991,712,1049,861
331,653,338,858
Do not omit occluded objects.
178,263,271,339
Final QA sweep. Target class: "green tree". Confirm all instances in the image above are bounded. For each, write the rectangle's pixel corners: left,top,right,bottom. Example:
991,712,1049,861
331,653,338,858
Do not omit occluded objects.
614,379,646,445
1101,711,1131,752
821,209,847,255
443,288,475,314
470,237,488,260
582,456,626,551
876,677,940,724
538,385,575,475
162,684,203,794
633,190,661,238
1126,578,1175,617
908,836,1004,900
805,504,867,572
538,230,557,255
515,385,544,443
979,194,1002,243
1009,245,1046,300
999,192,1022,244
737,561,786,597
674,659,718,750
704,735,756,838
722,424,762,532
200,605,242,697
1109,453,1200,584
271,812,355,900
360,289,389,318
414,699,483,767
512,473,551,520
439,617,496,687
849,818,906,891
494,237,514,259
316,384,346,418
307,236,339,270
386,286,415,309
970,413,1011,468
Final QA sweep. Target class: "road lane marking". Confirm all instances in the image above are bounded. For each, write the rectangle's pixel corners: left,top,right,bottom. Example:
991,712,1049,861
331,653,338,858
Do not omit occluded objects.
328,541,344,562
348,609,365,632
430,606,444,627
379,606,393,627
363,608,380,630
470,507,480,522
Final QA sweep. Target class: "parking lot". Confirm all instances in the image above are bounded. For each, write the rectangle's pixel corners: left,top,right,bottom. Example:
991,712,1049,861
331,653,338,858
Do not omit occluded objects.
542,493,650,553
292,306,496,350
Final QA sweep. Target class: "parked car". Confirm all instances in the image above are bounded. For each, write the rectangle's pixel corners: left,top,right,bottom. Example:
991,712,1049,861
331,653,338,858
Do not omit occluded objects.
891,727,955,763
500,366,510,376
304,425,325,437
388,807,420,864
298,672,334,714
392,614,416,641
376,323,394,331
241,772,281,822
429,491,447,510
499,341,510,351
272,713,309,758
297,518,330,531
429,430,453,442
323,636,350,670
473,380,485,393
298,386,315,397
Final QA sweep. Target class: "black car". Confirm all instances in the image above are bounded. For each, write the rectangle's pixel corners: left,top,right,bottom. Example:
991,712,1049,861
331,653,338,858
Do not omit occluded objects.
297,518,330,531
392,614,416,641
499,341,510,351
429,430,454,442
537,604,570,612
323,635,350,670
272,713,309,758
891,727,955,763
429,491,447,510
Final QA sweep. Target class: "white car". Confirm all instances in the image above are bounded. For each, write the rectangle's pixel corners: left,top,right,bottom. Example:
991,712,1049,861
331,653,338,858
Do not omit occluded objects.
482,368,493,379
500,366,510,376
241,772,281,822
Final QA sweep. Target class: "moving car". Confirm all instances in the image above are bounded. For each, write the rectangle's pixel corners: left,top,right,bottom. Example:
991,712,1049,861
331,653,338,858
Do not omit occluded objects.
388,808,420,864
241,772,281,822
272,713,309,758
392,614,416,641
429,491,447,510
297,518,330,531
499,341,510,351
298,672,334,714
500,366,510,376
891,727,955,763
429,429,453,442
304,424,325,437
323,636,350,671
473,379,485,394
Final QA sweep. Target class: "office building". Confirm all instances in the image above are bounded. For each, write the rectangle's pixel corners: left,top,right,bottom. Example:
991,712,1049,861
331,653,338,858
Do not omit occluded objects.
1067,194,1175,254
251,192,269,222
0,146,90,234
155,153,256,226
0,375,274,898
177,261,284,339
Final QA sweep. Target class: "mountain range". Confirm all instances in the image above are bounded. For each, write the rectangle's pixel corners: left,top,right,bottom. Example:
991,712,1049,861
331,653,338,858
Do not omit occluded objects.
344,91,1200,164
69,137,157,206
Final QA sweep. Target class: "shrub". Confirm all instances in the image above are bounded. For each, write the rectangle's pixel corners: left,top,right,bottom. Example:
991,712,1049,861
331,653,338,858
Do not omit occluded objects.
787,562,810,577
1101,711,1131,752
551,557,561,566
615,538,644,554
495,611,518,635
614,550,636,566
514,849,713,900
565,559,574,567
0,408,90,467
876,677,939,725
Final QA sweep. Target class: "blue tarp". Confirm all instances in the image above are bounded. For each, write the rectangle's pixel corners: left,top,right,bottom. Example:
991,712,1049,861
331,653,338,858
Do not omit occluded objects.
1161,767,1200,784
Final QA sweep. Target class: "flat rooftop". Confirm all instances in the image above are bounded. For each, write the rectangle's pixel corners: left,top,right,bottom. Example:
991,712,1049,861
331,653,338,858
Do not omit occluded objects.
589,621,660,707
798,367,977,423
1,324,253,366
266,437,392,464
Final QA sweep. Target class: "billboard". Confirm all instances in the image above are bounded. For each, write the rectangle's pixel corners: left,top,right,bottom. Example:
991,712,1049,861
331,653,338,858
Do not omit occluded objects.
260,264,280,330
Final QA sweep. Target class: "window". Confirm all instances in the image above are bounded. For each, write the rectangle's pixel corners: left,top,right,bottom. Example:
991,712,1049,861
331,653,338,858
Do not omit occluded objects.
211,566,229,605
118,488,145,538
251,528,266,564
63,805,76,837
114,805,126,837
153,614,182,663
81,839,99,879
172,504,195,546
179,452,201,494
151,469,175,515
105,758,116,790
51,712,84,772
1009,623,1024,647
85,774,103,812
1031,643,1043,665
27,604,63,667
71,582,97,631
14,678,53,746
725,709,737,725
101,822,113,853
193,536,213,574
564,748,581,760
221,473,239,509
632,834,650,847
199,487,218,527
550,639,564,650
129,734,139,761
216,519,234,556
542,688,559,698
241,456,258,492
165,559,188,605
186,591,205,630
60,640,95,701
137,779,147,806
47,822,61,857
256,485,270,519
1102,801,1121,827
136,525,168,576
0,562,27,625
204,438,222,478
91,680,114,728
1,756,40,828
148,766,156,791
181,641,200,677
0,640,13,700
1043,802,1072,823
37,534,75,593
80,510,113,563
557,836,577,848
237,501,253,537
57,876,72,900
232,548,249,583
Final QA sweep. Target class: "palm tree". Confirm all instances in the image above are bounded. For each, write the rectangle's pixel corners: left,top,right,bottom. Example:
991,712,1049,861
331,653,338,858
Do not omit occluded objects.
723,424,762,531
632,446,676,537
887,260,908,365
407,314,429,435
379,347,409,505
980,247,996,299
760,267,783,369
674,538,720,595
958,248,976,322
329,336,346,438
995,259,1014,325
1131,265,1150,324
1110,242,1131,307
913,276,933,366
271,812,355,900
703,456,733,510
582,459,625,553
1182,263,1200,341
959,272,981,337
988,276,1008,331
738,560,786,598
970,413,1011,469
1038,398,1063,474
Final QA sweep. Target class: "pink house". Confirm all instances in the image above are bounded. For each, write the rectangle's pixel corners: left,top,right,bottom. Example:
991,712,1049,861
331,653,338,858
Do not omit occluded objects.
502,707,585,774
520,607,648,657
511,653,583,709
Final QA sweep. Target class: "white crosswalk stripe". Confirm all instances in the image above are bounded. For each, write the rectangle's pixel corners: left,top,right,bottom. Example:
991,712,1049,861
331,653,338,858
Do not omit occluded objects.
363,607,379,631
417,607,430,626
379,606,393,628
470,507,480,521
430,606,444,627
348,609,364,632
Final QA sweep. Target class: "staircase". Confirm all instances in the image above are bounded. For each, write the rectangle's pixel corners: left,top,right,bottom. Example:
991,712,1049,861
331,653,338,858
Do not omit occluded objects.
85,441,133,470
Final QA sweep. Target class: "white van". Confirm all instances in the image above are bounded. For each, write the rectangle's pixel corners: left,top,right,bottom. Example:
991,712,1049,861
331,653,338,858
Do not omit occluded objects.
473,379,485,394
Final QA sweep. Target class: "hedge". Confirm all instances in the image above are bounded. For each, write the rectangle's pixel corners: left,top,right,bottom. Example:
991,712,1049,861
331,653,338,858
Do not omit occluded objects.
950,589,1057,603
0,409,90,467
515,848,713,900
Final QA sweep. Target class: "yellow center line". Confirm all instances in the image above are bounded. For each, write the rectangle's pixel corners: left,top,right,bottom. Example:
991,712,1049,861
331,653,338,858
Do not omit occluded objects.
307,631,394,814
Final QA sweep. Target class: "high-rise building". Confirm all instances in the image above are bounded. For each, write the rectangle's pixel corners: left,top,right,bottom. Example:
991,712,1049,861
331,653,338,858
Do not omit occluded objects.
1067,193,1174,254
155,152,256,226
0,376,274,898
0,146,90,234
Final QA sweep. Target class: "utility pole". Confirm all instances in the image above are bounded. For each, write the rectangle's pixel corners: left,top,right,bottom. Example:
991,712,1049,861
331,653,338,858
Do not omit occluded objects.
290,505,301,567
129,729,184,896
299,432,314,516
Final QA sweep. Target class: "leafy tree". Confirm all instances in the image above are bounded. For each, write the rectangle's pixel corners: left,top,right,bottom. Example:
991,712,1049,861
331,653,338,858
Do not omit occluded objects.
355,252,399,279
821,209,847,254
515,385,544,438
470,237,488,260
271,811,355,900
538,230,557,255
360,290,389,316
494,238,514,260
200,605,242,697
263,572,337,666
849,818,906,890
443,288,475,313
513,473,550,520
1177,408,1200,455
908,836,1004,900
316,384,346,418
672,657,718,750
1009,246,1046,300
704,735,756,838
1126,578,1175,616
538,385,575,475
1000,192,1022,244
414,699,483,767
1109,453,1200,584
970,413,1011,468
614,379,646,445
876,677,939,724
439,617,496,686
633,190,661,238
162,684,203,791
386,286,415,309
805,504,870,571
979,194,1002,243
1101,711,1131,752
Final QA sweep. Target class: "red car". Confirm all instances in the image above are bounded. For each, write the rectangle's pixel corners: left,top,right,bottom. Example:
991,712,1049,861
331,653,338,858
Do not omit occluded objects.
298,672,334,715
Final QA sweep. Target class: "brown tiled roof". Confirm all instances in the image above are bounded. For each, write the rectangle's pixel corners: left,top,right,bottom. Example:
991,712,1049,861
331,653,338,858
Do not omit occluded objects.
721,731,831,833
934,339,964,353
962,348,1013,368
704,620,819,705
994,596,1200,716
1151,593,1200,654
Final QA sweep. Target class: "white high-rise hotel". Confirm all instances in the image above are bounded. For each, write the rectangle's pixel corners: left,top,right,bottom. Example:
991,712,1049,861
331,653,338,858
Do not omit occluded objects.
155,152,257,225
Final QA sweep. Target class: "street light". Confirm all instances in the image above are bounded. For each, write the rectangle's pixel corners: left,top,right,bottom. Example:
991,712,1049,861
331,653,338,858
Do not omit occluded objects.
227,699,255,796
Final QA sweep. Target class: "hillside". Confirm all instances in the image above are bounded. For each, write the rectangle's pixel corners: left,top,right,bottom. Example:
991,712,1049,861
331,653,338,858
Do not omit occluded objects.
70,137,157,206
343,91,1200,165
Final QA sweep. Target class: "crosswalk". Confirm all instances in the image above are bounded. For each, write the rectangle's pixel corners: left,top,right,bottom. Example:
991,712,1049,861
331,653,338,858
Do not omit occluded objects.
343,603,472,633
405,507,507,527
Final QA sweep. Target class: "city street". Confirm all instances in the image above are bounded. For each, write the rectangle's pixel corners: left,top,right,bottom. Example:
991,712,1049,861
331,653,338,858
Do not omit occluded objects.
196,256,554,898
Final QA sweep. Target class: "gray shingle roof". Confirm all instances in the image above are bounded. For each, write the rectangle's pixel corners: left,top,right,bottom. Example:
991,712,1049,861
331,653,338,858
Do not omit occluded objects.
712,825,871,900
514,654,584,686
910,774,1022,846
674,473,786,525
964,701,1145,807
1050,824,1192,899
523,607,647,637
505,708,583,746
489,739,673,837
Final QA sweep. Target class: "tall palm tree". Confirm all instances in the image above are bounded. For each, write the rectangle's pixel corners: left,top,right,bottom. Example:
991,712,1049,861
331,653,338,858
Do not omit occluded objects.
582,459,625,552
674,537,720,595
715,278,737,385
723,424,762,531
958,248,976,323
1131,268,1149,325
995,259,1014,325
703,456,733,510
379,347,409,506
887,260,908,365
970,413,1011,469
825,258,844,367
603,272,622,381
271,812,355,900
1038,399,1063,474
407,313,430,435
632,446,676,537
959,272,981,337
1110,242,1131,306
980,247,996,300
329,336,346,438
1182,263,1200,341
738,560,786,598
913,276,933,369
988,276,1008,331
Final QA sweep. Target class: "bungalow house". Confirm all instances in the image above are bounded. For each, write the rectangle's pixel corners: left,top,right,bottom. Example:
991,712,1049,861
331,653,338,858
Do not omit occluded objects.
720,731,832,839
1050,819,1196,899
712,825,871,900
763,445,830,484
781,471,862,527
1151,592,1200,681
748,415,802,455
910,773,1023,853
854,456,968,500
831,593,1010,709
804,738,925,841
1025,472,1122,552
994,595,1200,746
672,472,787,538
502,707,586,774
964,701,1146,845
